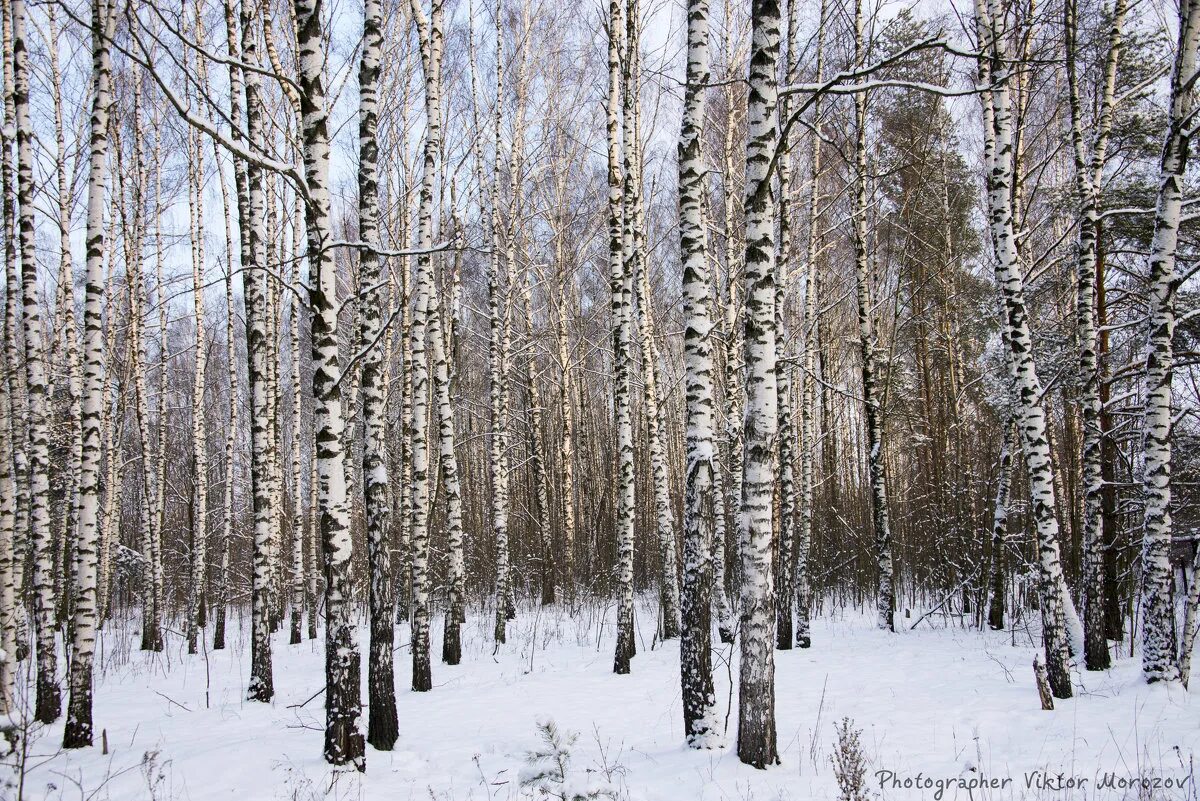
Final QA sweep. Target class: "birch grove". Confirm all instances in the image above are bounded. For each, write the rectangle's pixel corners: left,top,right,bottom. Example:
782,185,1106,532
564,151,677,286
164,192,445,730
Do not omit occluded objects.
0,0,1193,776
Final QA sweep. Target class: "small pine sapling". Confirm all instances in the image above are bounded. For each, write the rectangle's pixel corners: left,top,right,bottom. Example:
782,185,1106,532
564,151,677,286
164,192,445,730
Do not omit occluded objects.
520,718,616,801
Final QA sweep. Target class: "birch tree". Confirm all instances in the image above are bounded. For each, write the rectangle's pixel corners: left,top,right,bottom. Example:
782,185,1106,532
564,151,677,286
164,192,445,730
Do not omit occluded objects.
737,0,780,767
1138,0,1200,685
1065,0,1126,673
679,0,720,745
432,249,466,665
608,0,637,676
975,0,1073,698
359,0,397,750
850,0,894,632
794,0,828,651
291,0,367,761
13,0,60,722
63,0,115,748
489,0,515,643
240,0,275,701
625,0,680,638
407,0,444,694
185,6,211,655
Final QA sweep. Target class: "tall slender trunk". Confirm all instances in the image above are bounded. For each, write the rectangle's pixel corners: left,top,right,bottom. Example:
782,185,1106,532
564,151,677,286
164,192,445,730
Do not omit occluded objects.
623,5,680,638
737,0,781,768
291,0,365,765
975,0,1072,698
773,0,798,651
151,141,169,658
1139,0,1200,686
407,0,444,695
96,252,121,627
13,0,60,722
554,237,577,605
185,10,211,654
2,0,30,665
432,244,465,665
241,0,275,701
0,326,11,715
679,0,719,744
1097,233,1123,642
608,0,637,675
850,0,894,632
521,273,554,607
716,101,742,646
49,6,82,634
1065,0,1125,672
289,193,305,646
359,0,397,749
118,85,163,656
214,156,238,651
0,25,15,697
794,0,827,651
489,0,514,642
63,0,114,748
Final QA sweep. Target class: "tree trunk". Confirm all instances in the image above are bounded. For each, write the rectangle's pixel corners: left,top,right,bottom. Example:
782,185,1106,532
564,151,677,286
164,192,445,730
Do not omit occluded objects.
737,0,781,768
850,0,894,633
987,422,1015,630
608,0,637,675
1139,0,1200,685
63,0,114,748
975,0,1072,698
239,0,274,701
679,0,719,743
358,0,397,750
13,0,60,722
1065,0,1125,672
407,0,445,695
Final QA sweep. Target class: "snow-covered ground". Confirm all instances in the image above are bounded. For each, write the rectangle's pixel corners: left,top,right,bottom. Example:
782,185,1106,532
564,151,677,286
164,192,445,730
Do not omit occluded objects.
5,600,1197,800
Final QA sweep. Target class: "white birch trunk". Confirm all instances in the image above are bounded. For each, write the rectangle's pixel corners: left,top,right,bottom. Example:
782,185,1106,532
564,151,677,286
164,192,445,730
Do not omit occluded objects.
975,0,1073,698
679,0,720,744
12,0,60,721
794,0,827,651
63,0,115,748
850,0,894,632
293,0,365,764
737,0,780,767
359,0,397,748
185,14,210,654
407,0,444,695
609,0,637,675
1139,0,1200,685
1065,0,1126,673
489,0,515,642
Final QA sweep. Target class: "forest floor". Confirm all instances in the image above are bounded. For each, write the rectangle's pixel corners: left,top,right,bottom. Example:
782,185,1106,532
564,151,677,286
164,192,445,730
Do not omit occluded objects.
5,599,1198,801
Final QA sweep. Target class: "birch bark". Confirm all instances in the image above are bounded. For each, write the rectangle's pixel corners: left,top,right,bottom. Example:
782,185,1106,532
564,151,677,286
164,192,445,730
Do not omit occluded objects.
737,0,781,767
63,0,115,748
1139,0,1200,685
679,0,720,744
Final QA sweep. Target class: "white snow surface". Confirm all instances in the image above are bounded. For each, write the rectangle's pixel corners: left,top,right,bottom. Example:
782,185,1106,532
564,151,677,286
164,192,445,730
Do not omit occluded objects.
5,600,1198,800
